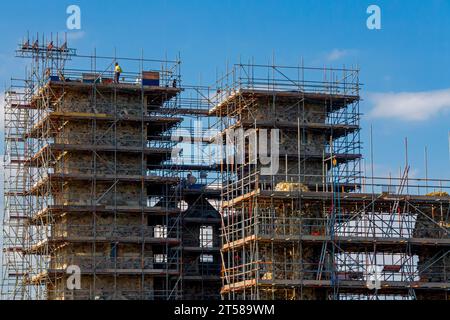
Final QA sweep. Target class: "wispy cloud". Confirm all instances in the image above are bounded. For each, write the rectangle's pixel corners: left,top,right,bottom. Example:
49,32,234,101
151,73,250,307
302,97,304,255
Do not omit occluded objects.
325,49,356,62
368,88,450,121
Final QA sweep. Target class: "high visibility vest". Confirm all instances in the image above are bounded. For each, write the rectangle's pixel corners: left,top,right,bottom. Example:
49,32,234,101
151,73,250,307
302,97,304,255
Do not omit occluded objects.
115,65,122,73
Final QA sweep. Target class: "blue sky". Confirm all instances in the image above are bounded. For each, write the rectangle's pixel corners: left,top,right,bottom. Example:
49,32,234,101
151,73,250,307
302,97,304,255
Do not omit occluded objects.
0,0,449,180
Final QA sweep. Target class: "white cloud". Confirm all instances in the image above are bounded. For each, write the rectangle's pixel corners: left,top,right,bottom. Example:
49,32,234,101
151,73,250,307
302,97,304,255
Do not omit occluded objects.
325,49,355,62
368,88,450,121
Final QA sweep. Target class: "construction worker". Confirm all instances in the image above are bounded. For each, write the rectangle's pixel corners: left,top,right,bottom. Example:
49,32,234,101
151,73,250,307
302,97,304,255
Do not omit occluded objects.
114,62,122,84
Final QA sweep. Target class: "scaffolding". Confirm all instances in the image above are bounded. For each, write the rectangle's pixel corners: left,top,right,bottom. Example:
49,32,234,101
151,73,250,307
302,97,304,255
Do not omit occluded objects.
175,85,223,299
2,36,449,300
213,62,450,300
2,34,185,300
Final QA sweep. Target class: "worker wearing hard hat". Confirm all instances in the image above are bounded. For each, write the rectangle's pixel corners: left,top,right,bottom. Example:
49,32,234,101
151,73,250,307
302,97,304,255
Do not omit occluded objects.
114,62,122,84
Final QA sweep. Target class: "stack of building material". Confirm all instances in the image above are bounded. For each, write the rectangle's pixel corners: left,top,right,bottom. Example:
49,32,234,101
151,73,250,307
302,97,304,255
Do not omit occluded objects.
425,191,449,197
274,182,309,192
142,71,160,86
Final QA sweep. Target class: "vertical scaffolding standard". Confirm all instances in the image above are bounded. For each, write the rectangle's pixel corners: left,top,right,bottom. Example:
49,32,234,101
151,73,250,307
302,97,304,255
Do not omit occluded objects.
213,62,450,300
